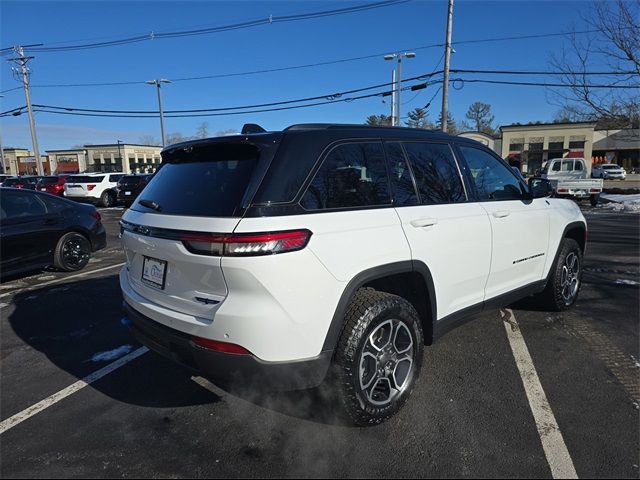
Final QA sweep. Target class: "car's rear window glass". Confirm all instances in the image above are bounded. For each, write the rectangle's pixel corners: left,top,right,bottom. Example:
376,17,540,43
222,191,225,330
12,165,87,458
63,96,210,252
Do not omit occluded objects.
109,174,124,182
300,142,391,210
119,176,142,186
69,175,104,183
39,177,59,184
132,143,260,217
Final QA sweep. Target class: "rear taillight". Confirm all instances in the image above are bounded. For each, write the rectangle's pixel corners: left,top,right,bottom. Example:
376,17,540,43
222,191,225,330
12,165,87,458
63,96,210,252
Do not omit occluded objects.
93,211,102,222
181,229,312,257
557,188,568,193
87,184,97,191
54,184,64,191
192,336,251,355
590,188,601,193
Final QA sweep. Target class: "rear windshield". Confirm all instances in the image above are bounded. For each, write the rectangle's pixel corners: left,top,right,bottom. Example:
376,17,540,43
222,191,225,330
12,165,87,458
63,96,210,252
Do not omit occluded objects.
119,176,143,186
39,177,59,184
602,164,620,169
69,175,104,183
3,178,21,186
132,143,260,217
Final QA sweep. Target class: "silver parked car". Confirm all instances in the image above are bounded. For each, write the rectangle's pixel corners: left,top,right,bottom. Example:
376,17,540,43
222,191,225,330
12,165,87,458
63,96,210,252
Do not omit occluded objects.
592,163,627,180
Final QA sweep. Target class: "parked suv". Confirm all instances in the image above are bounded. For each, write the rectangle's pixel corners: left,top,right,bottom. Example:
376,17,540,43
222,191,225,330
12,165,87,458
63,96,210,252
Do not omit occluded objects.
120,124,586,425
36,175,70,196
116,174,152,206
64,172,125,207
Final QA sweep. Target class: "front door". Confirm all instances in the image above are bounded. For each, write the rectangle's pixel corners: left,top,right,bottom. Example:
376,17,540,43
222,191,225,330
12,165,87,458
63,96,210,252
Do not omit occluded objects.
457,145,550,300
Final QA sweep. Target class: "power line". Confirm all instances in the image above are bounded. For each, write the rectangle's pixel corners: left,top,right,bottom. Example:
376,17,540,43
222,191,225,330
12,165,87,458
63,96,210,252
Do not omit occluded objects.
2,1,409,54
451,78,640,89
26,72,442,114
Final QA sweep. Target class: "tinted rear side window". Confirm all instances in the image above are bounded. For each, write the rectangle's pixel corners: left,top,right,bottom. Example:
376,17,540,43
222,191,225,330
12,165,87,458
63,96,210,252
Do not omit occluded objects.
1,192,46,219
69,176,105,183
385,142,418,207
132,143,260,217
300,142,391,210
402,142,465,204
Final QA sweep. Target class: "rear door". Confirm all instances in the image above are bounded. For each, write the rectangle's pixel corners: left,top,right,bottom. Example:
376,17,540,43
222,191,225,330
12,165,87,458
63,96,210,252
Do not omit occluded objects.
120,142,264,318
389,141,492,319
457,145,550,300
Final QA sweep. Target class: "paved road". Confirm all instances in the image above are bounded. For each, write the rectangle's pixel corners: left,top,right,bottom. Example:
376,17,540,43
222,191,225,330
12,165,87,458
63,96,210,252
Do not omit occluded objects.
0,208,638,478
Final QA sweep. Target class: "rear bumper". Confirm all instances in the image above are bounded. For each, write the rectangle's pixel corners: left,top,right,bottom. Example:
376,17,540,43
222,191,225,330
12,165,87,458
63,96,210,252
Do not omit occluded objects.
123,301,332,391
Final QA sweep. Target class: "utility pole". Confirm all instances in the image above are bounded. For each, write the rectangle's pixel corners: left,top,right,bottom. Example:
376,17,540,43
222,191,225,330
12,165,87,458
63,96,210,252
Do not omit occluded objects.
441,0,454,133
391,70,397,126
7,46,43,175
146,79,171,147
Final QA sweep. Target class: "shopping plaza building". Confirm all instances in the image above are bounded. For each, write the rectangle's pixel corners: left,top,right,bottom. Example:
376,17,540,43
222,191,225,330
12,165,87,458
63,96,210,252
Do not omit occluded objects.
1,143,162,176
460,121,639,175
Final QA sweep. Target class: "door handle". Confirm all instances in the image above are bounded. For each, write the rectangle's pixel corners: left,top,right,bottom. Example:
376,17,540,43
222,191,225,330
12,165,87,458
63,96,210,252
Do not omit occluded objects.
492,210,510,218
410,218,438,228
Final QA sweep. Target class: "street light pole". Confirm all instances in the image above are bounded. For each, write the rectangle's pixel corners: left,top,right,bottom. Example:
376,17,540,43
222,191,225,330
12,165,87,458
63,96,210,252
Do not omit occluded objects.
441,0,454,132
384,52,416,127
146,79,171,147
390,70,396,126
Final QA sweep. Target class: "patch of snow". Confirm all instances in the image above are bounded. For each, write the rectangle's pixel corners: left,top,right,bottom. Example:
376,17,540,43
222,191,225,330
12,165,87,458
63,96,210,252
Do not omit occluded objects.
90,345,133,362
599,194,640,213
615,279,639,286
0,302,9,309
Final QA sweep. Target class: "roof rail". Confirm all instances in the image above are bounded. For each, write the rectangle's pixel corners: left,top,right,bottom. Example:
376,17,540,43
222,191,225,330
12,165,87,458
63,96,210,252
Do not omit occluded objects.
284,123,448,133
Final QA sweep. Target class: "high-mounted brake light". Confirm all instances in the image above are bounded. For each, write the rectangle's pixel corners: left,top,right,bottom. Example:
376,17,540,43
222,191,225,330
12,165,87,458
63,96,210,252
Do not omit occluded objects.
181,229,312,257
192,336,251,355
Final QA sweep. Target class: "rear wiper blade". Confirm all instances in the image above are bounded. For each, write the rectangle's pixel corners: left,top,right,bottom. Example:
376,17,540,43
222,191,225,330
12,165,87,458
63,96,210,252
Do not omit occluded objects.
139,199,162,212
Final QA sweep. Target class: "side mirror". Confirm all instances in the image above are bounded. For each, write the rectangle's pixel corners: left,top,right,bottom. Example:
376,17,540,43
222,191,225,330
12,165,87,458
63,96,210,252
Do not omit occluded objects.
528,177,553,199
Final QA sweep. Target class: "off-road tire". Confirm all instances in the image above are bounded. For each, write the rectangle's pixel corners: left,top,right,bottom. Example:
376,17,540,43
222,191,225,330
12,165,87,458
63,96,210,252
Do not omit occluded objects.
54,232,91,272
535,238,583,311
332,288,424,426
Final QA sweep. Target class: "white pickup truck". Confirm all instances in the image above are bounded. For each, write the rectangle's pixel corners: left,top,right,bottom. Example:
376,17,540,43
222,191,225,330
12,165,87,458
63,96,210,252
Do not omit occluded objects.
541,158,603,206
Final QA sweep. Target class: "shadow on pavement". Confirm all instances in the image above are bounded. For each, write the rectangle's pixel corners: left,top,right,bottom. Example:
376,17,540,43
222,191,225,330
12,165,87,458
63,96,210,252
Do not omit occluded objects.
7,274,220,409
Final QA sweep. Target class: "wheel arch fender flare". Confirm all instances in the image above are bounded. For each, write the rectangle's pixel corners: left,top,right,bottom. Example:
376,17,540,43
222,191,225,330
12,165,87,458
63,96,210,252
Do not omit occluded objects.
321,260,437,353
546,220,587,283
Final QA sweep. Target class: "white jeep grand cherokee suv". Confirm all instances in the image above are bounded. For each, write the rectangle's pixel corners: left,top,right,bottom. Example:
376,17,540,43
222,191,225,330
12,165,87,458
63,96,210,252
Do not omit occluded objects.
64,172,125,207
120,124,586,425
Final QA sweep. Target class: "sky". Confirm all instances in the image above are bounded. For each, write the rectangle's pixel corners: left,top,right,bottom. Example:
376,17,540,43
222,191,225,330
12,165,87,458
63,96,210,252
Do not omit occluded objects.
0,0,604,151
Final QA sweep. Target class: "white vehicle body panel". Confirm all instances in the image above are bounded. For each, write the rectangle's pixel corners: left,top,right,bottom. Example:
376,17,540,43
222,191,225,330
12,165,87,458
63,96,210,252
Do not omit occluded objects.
394,202,491,319
480,198,550,299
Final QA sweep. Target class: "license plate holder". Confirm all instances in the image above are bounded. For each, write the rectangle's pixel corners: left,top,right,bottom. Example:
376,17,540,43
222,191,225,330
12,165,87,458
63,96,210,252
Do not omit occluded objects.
142,256,167,290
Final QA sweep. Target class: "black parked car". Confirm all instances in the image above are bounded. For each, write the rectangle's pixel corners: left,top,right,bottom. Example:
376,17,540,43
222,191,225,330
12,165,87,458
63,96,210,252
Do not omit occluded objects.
116,174,152,206
0,188,107,278
2,176,39,189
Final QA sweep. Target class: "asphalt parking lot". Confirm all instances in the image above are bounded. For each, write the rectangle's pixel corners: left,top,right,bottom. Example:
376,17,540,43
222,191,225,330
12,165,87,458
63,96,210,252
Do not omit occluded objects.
1,207,638,478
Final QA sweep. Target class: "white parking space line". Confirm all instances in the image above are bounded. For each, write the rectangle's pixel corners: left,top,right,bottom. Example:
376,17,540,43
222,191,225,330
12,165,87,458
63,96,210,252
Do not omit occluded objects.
502,308,578,479
0,346,148,435
0,263,125,300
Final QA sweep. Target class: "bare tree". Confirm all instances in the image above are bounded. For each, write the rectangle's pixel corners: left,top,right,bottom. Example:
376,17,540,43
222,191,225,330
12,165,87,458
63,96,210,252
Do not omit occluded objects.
138,135,159,146
549,0,639,128
195,122,209,138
